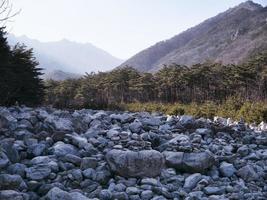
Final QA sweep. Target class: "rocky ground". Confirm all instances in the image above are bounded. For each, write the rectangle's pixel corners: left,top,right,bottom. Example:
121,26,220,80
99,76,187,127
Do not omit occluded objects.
0,106,266,200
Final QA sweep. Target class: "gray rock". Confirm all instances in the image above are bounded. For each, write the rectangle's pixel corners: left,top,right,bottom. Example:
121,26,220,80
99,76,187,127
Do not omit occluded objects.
0,174,24,190
219,162,236,177
114,183,127,192
99,189,112,200
0,115,9,129
52,142,79,157
80,157,98,170
183,173,202,191
26,165,51,180
0,190,25,200
126,187,140,195
82,168,96,179
237,165,259,181
69,192,89,200
164,151,215,172
51,117,73,131
106,149,164,178
70,169,83,182
237,145,249,157
141,190,154,200
112,192,129,200
45,187,72,200
129,120,143,133
141,178,158,186
0,151,9,169
7,163,26,178
63,154,82,165
203,186,225,195
151,196,167,200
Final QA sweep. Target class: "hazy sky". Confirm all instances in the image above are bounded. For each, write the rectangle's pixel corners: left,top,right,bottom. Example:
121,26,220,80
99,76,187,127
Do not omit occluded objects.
8,0,267,59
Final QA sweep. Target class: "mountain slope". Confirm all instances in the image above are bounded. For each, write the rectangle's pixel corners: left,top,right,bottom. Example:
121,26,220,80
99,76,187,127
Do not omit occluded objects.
121,1,267,72
7,35,123,74
43,70,82,81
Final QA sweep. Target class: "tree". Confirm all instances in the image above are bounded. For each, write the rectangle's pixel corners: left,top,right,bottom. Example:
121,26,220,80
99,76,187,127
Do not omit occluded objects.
0,28,45,106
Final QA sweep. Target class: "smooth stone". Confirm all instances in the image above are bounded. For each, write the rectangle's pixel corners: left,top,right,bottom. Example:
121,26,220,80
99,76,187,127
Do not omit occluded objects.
164,151,215,172
106,149,164,178
52,142,79,157
203,186,225,195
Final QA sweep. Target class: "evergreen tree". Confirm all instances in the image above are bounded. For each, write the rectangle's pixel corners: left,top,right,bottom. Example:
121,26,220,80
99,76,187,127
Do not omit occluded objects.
0,28,44,106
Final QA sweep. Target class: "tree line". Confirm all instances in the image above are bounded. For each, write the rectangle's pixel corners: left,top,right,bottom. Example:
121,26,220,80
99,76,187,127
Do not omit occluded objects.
44,51,267,109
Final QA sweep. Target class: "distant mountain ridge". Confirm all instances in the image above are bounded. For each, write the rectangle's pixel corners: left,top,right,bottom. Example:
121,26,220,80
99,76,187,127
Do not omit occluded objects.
7,35,124,77
121,1,267,72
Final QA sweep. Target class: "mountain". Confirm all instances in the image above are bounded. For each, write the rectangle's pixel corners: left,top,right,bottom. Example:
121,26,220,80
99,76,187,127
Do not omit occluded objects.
43,70,82,81
7,35,124,75
121,1,267,72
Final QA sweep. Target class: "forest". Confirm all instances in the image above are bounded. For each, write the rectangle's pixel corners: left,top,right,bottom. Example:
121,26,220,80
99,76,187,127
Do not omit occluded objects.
1,25,267,123
43,51,267,123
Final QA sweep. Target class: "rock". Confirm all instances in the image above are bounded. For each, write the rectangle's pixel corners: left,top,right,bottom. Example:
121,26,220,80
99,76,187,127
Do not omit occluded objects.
52,142,79,157
70,169,83,182
52,117,73,131
183,173,202,191
25,165,51,180
82,168,96,179
112,192,129,200
69,192,89,200
110,113,133,123
219,162,236,177
106,149,164,178
0,107,266,199
203,186,225,195
45,187,72,200
99,189,112,200
164,151,215,172
142,117,161,126
141,190,154,200
0,151,9,169
63,154,82,165
129,120,143,133
237,165,259,181
0,115,9,129
0,174,24,190
237,145,249,157
7,163,26,178
179,115,194,125
126,187,140,195
0,190,25,200
80,157,98,170
141,178,158,186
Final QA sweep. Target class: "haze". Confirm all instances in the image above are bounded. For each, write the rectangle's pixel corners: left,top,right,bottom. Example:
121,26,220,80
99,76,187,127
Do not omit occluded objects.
8,0,267,59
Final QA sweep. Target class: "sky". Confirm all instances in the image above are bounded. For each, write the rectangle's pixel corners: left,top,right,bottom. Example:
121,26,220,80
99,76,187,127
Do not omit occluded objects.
6,0,267,59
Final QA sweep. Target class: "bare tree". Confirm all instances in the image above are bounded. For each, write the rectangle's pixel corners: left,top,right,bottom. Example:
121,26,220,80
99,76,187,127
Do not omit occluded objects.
0,0,20,26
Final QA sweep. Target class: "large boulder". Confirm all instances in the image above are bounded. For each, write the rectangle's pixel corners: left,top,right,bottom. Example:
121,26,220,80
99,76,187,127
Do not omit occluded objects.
106,149,164,178
164,151,215,172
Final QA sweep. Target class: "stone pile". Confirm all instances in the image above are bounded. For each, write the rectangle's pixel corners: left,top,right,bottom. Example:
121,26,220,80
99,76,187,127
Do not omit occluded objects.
0,106,266,200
